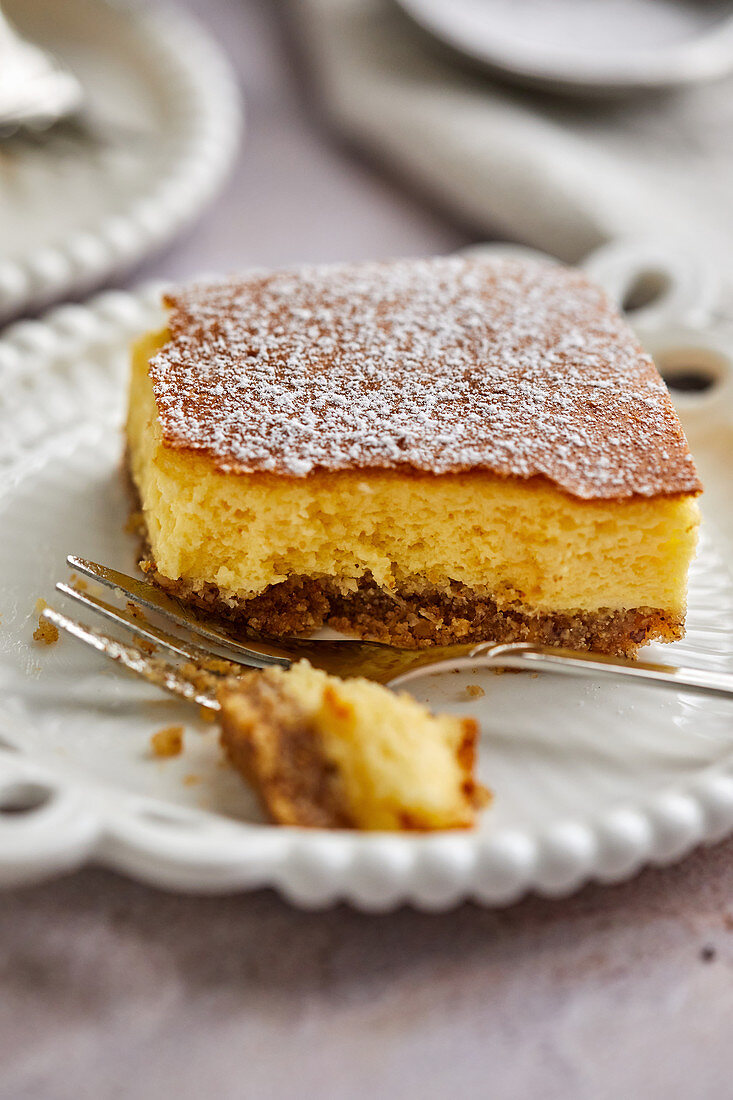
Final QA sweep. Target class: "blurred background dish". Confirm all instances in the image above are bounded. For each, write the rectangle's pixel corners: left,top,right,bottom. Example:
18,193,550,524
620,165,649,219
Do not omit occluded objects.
0,0,241,323
395,0,733,95
297,0,733,296
0,1,83,134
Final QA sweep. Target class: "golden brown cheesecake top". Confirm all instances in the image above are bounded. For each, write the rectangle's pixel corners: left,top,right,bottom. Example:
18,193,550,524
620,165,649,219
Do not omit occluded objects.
149,256,701,500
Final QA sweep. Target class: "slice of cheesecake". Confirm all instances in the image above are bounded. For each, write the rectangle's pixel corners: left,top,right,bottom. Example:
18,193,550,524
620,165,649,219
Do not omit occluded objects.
126,255,701,656
217,660,486,830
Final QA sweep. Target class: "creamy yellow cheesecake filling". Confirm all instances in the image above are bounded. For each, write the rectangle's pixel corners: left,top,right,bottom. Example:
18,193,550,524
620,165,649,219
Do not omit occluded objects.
218,660,484,830
127,330,700,619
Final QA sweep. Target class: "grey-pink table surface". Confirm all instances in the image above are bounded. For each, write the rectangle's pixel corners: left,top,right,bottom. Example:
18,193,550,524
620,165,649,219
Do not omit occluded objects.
3,2,733,1097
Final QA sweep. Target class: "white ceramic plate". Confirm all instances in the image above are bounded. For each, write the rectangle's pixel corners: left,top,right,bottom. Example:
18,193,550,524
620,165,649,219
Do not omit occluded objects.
395,0,733,95
0,286,732,910
0,0,241,323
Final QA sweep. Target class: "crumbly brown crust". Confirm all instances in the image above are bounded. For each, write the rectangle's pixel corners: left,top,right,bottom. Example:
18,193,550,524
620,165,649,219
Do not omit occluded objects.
150,256,701,500
218,673,355,829
142,560,683,658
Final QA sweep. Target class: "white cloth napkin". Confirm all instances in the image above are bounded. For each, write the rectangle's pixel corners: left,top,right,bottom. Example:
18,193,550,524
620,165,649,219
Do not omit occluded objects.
296,0,733,280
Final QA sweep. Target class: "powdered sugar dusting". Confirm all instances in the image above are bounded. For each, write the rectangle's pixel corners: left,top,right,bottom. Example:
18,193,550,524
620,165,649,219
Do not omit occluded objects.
150,256,701,499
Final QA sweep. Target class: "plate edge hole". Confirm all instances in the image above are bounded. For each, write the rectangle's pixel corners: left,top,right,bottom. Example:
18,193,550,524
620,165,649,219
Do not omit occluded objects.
0,781,54,816
622,269,672,313
663,369,717,394
655,346,729,396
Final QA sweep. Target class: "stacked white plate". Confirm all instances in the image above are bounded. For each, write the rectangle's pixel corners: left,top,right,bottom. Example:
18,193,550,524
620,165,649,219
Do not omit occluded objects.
0,0,241,322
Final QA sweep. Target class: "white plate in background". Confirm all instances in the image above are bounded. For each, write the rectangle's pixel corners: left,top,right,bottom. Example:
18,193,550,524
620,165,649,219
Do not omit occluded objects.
0,0,241,323
395,0,733,95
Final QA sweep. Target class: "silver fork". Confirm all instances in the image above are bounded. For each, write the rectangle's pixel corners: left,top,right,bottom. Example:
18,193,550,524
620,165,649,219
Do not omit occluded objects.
40,555,733,710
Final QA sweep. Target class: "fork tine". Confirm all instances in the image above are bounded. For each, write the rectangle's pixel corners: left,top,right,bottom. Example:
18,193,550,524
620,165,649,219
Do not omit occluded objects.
41,607,220,710
63,558,488,686
56,582,273,670
67,556,291,668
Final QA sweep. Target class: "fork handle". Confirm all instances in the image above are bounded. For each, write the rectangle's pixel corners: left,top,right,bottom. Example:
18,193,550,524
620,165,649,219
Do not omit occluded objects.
389,642,733,700
484,645,733,700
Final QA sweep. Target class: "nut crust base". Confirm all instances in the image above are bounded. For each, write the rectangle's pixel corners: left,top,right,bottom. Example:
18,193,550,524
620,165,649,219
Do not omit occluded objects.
140,559,683,658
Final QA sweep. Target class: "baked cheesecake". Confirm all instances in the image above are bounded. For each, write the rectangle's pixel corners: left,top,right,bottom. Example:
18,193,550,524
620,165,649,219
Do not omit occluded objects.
126,255,701,656
217,660,486,830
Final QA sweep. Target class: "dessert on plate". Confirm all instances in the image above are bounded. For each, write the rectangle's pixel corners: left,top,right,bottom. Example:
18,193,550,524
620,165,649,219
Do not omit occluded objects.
126,255,701,657
217,659,487,830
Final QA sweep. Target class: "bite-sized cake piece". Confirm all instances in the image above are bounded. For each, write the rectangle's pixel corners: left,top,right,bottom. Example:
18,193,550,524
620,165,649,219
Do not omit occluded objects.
217,660,487,830
126,255,701,657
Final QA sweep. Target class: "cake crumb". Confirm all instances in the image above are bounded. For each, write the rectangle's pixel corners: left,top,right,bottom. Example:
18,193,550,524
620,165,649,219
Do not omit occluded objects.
466,684,485,699
33,602,58,646
150,725,184,758
33,620,59,645
127,600,148,623
138,638,156,656
183,773,200,786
